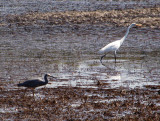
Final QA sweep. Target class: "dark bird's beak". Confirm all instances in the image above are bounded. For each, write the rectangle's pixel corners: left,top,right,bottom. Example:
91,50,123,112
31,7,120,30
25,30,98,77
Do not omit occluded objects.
49,75,57,79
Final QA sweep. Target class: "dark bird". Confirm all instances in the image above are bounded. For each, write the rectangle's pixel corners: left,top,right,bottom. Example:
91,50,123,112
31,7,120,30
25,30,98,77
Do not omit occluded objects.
17,73,55,96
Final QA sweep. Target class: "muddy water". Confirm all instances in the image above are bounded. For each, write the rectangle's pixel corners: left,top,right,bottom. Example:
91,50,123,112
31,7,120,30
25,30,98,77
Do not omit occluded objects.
0,25,159,90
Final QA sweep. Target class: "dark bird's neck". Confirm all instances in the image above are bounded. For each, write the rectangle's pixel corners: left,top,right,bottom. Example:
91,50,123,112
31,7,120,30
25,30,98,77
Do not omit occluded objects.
44,75,49,84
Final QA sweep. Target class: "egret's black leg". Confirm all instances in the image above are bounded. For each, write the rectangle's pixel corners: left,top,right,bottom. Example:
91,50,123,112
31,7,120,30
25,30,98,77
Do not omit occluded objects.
100,54,106,64
114,51,117,63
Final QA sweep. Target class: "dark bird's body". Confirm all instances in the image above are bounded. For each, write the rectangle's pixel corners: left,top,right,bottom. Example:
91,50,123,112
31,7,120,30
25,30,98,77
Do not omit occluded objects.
17,74,54,96
17,79,48,88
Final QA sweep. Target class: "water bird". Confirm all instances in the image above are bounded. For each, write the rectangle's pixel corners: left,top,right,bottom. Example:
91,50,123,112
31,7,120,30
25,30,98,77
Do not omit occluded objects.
99,23,142,64
17,73,55,96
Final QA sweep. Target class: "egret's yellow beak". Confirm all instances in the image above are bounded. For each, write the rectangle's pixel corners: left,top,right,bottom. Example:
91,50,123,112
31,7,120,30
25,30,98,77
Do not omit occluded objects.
136,24,142,27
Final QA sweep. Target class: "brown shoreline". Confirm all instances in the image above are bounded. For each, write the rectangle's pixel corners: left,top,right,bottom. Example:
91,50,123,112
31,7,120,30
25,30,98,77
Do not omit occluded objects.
6,7,160,28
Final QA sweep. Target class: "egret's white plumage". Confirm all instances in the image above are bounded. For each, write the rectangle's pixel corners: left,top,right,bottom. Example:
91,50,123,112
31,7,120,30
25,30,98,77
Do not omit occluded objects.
99,23,142,64
99,40,121,54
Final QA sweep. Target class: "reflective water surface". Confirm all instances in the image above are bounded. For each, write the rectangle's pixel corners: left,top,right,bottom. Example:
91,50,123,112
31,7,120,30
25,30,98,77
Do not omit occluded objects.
0,25,159,90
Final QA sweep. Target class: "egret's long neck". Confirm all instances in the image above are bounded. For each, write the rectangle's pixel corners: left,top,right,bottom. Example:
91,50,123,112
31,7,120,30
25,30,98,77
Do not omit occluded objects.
120,25,132,45
44,75,48,84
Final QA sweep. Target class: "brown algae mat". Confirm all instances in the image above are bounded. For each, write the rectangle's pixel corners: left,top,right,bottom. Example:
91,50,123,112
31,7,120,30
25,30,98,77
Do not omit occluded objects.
6,7,160,28
0,86,160,120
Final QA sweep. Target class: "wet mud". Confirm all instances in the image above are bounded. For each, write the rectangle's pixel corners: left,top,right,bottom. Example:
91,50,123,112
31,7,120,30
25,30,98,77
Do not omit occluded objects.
0,0,160,120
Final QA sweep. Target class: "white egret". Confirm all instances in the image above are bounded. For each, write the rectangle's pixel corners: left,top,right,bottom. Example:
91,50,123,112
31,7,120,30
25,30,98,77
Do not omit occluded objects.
99,23,142,64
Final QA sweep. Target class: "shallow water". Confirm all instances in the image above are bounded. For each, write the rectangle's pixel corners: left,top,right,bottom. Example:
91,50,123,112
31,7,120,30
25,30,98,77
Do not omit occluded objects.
0,25,159,90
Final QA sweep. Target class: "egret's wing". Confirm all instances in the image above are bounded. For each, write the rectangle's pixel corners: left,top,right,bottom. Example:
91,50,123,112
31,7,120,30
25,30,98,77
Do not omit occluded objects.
99,40,121,54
